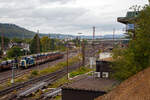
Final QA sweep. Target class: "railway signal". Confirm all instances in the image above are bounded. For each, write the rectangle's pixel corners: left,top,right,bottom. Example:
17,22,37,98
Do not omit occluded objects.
11,57,17,84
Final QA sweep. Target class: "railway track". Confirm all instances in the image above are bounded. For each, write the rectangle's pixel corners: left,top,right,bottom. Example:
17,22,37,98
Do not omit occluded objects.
0,51,78,84
0,45,100,99
0,61,82,100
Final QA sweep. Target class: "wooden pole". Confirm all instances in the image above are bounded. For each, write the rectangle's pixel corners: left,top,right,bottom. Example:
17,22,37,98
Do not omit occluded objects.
67,37,69,80
82,41,85,67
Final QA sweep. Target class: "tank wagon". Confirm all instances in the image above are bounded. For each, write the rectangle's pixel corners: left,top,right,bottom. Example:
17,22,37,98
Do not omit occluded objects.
0,51,64,70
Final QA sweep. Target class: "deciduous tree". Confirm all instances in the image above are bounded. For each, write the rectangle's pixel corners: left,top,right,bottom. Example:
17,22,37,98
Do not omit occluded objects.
112,6,150,81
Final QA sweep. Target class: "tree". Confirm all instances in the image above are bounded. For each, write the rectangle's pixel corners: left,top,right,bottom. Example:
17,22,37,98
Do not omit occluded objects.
72,37,81,47
7,46,23,58
112,6,150,81
0,36,10,48
50,39,55,50
41,36,51,52
12,38,24,43
29,34,42,54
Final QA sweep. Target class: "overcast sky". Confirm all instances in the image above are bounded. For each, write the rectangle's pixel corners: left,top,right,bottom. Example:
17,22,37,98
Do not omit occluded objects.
0,0,148,36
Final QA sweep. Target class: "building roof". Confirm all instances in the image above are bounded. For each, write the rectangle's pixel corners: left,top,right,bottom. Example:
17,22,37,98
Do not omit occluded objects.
63,77,117,92
117,11,139,24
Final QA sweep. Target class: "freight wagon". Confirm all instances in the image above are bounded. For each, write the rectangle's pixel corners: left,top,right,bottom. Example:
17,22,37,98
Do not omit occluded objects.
0,51,64,70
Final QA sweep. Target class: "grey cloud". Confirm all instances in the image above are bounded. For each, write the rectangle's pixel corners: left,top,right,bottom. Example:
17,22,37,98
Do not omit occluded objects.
0,0,129,35
39,0,75,4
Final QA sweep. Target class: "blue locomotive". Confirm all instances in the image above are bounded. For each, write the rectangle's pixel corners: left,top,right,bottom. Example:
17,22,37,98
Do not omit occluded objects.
20,56,35,68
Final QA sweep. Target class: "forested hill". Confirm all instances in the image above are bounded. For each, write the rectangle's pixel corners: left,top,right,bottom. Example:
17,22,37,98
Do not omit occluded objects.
0,23,36,38
0,23,75,39
0,23,125,39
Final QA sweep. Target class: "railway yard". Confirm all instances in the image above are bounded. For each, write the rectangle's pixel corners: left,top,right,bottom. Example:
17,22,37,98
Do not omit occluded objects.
0,50,77,84
0,45,101,100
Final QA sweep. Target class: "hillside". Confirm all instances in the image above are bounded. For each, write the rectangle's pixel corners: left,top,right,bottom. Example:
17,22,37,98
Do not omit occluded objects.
0,23,75,39
0,23,126,39
0,23,36,38
96,67,150,100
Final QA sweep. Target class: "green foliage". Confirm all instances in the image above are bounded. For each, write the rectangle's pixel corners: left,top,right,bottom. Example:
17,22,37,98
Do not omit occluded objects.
0,50,3,57
41,36,51,52
50,39,55,50
112,6,150,81
12,38,24,43
0,23,35,39
7,46,23,58
29,34,42,54
50,76,69,88
0,36,10,47
70,67,92,78
40,37,66,52
39,55,80,75
72,38,81,47
31,70,39,76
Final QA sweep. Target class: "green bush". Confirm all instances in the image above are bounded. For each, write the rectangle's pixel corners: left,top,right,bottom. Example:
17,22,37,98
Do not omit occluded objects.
31,70,39,76
70,67,92,78
7,46,23,58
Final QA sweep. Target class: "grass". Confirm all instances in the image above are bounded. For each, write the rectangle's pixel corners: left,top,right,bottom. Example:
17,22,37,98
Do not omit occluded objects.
0,54,80,91
69,67,93,78
50,75,71,88
39,55,80,75
54,95,61,100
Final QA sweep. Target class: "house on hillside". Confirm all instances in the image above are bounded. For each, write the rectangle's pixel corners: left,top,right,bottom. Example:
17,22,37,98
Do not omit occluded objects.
8,41,29,51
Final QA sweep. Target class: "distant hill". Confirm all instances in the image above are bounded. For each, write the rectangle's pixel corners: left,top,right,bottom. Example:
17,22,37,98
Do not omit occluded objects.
0,23,36,38
0,23,126,39
0,23,75,39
